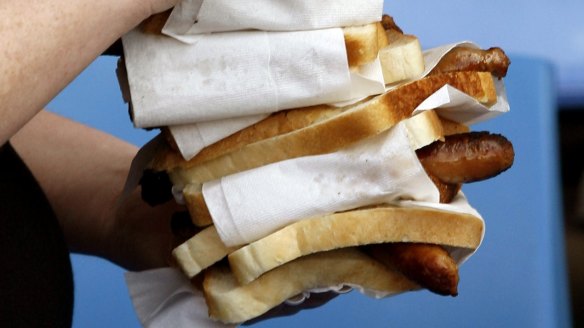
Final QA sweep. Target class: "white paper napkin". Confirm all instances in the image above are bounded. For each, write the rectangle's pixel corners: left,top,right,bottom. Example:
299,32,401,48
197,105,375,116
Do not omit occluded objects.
125,268,235,328
122,27,386,159
162,0,383,39
168,114,268,160
123,27,387,128
413,42,510,124
204,122,439,247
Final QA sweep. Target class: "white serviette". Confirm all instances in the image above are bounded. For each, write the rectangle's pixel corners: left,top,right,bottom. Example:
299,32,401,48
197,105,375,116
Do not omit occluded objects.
168,57,385,160
168,114,268,161
122,28,386,128
125,268,235,328
162,0,383,39
204,121,439,247
414,42,510,124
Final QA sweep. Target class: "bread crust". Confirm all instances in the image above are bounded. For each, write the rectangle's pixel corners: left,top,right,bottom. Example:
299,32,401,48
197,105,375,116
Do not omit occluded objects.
172,225,239,278
344,22,389,67
204,248,418,324
172,202,483,283
228,205,483,284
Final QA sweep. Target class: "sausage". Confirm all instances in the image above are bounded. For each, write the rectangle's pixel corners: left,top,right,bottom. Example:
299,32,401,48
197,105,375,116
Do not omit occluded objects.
367,243,459,296
417,131,515,184
381,14,404,34
427,173,462,204
430,46,511,78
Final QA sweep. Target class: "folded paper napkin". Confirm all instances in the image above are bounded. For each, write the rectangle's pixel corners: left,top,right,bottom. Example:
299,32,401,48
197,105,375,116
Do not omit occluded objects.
163,0,383,38
414,42,510,124
124,195,483,327
168,114,268,161
125,268,235,328
204,121,440,247
163,0,383,39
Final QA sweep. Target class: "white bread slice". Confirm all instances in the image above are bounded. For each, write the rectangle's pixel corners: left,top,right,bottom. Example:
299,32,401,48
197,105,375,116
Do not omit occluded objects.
164,71,495,226
172,225,240,278
344,22,389,68
379,30,425,85
228,205,483,284
204,248,418,324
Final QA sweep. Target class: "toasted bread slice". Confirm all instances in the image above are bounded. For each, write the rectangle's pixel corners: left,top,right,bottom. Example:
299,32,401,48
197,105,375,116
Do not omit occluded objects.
204,248,418,324
379,30,425,84
228,205,483,284
172,225,240,278
344,22,389,67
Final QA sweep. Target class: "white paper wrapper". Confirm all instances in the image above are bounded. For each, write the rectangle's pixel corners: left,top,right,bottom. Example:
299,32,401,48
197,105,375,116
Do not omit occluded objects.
123,28,388,128
168,114,268,161
413,42,510,124
165,57,385,160
125,268,235,328
205,122,439,247
162,0,383,39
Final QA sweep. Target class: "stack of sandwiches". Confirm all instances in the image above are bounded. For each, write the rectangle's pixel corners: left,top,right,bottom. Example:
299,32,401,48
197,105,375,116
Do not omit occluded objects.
120,1,514,324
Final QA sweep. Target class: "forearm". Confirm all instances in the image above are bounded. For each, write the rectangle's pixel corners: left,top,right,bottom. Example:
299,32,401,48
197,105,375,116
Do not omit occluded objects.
0,0,176,145
10,110,136,258
11,110,181,270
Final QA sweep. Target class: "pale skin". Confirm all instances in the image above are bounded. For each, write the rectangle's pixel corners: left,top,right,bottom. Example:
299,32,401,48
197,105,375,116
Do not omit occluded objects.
2,0,335,321
1,0,180,270
0,0,176,145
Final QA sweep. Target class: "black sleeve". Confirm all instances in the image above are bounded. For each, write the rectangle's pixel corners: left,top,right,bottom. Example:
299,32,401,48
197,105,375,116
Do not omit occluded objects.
0,143,74,328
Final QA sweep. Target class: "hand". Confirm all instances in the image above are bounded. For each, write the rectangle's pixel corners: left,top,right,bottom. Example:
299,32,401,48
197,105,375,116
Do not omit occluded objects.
103,188,186,271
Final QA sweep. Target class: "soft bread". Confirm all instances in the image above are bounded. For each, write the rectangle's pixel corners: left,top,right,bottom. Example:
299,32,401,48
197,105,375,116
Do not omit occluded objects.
203,248,418,324
344,22,389,67
379,30,425,84
228,205,484,284
172,225,240,278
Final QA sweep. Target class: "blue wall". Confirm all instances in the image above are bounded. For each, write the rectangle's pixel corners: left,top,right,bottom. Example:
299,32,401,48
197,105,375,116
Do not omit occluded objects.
384,1,584,105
